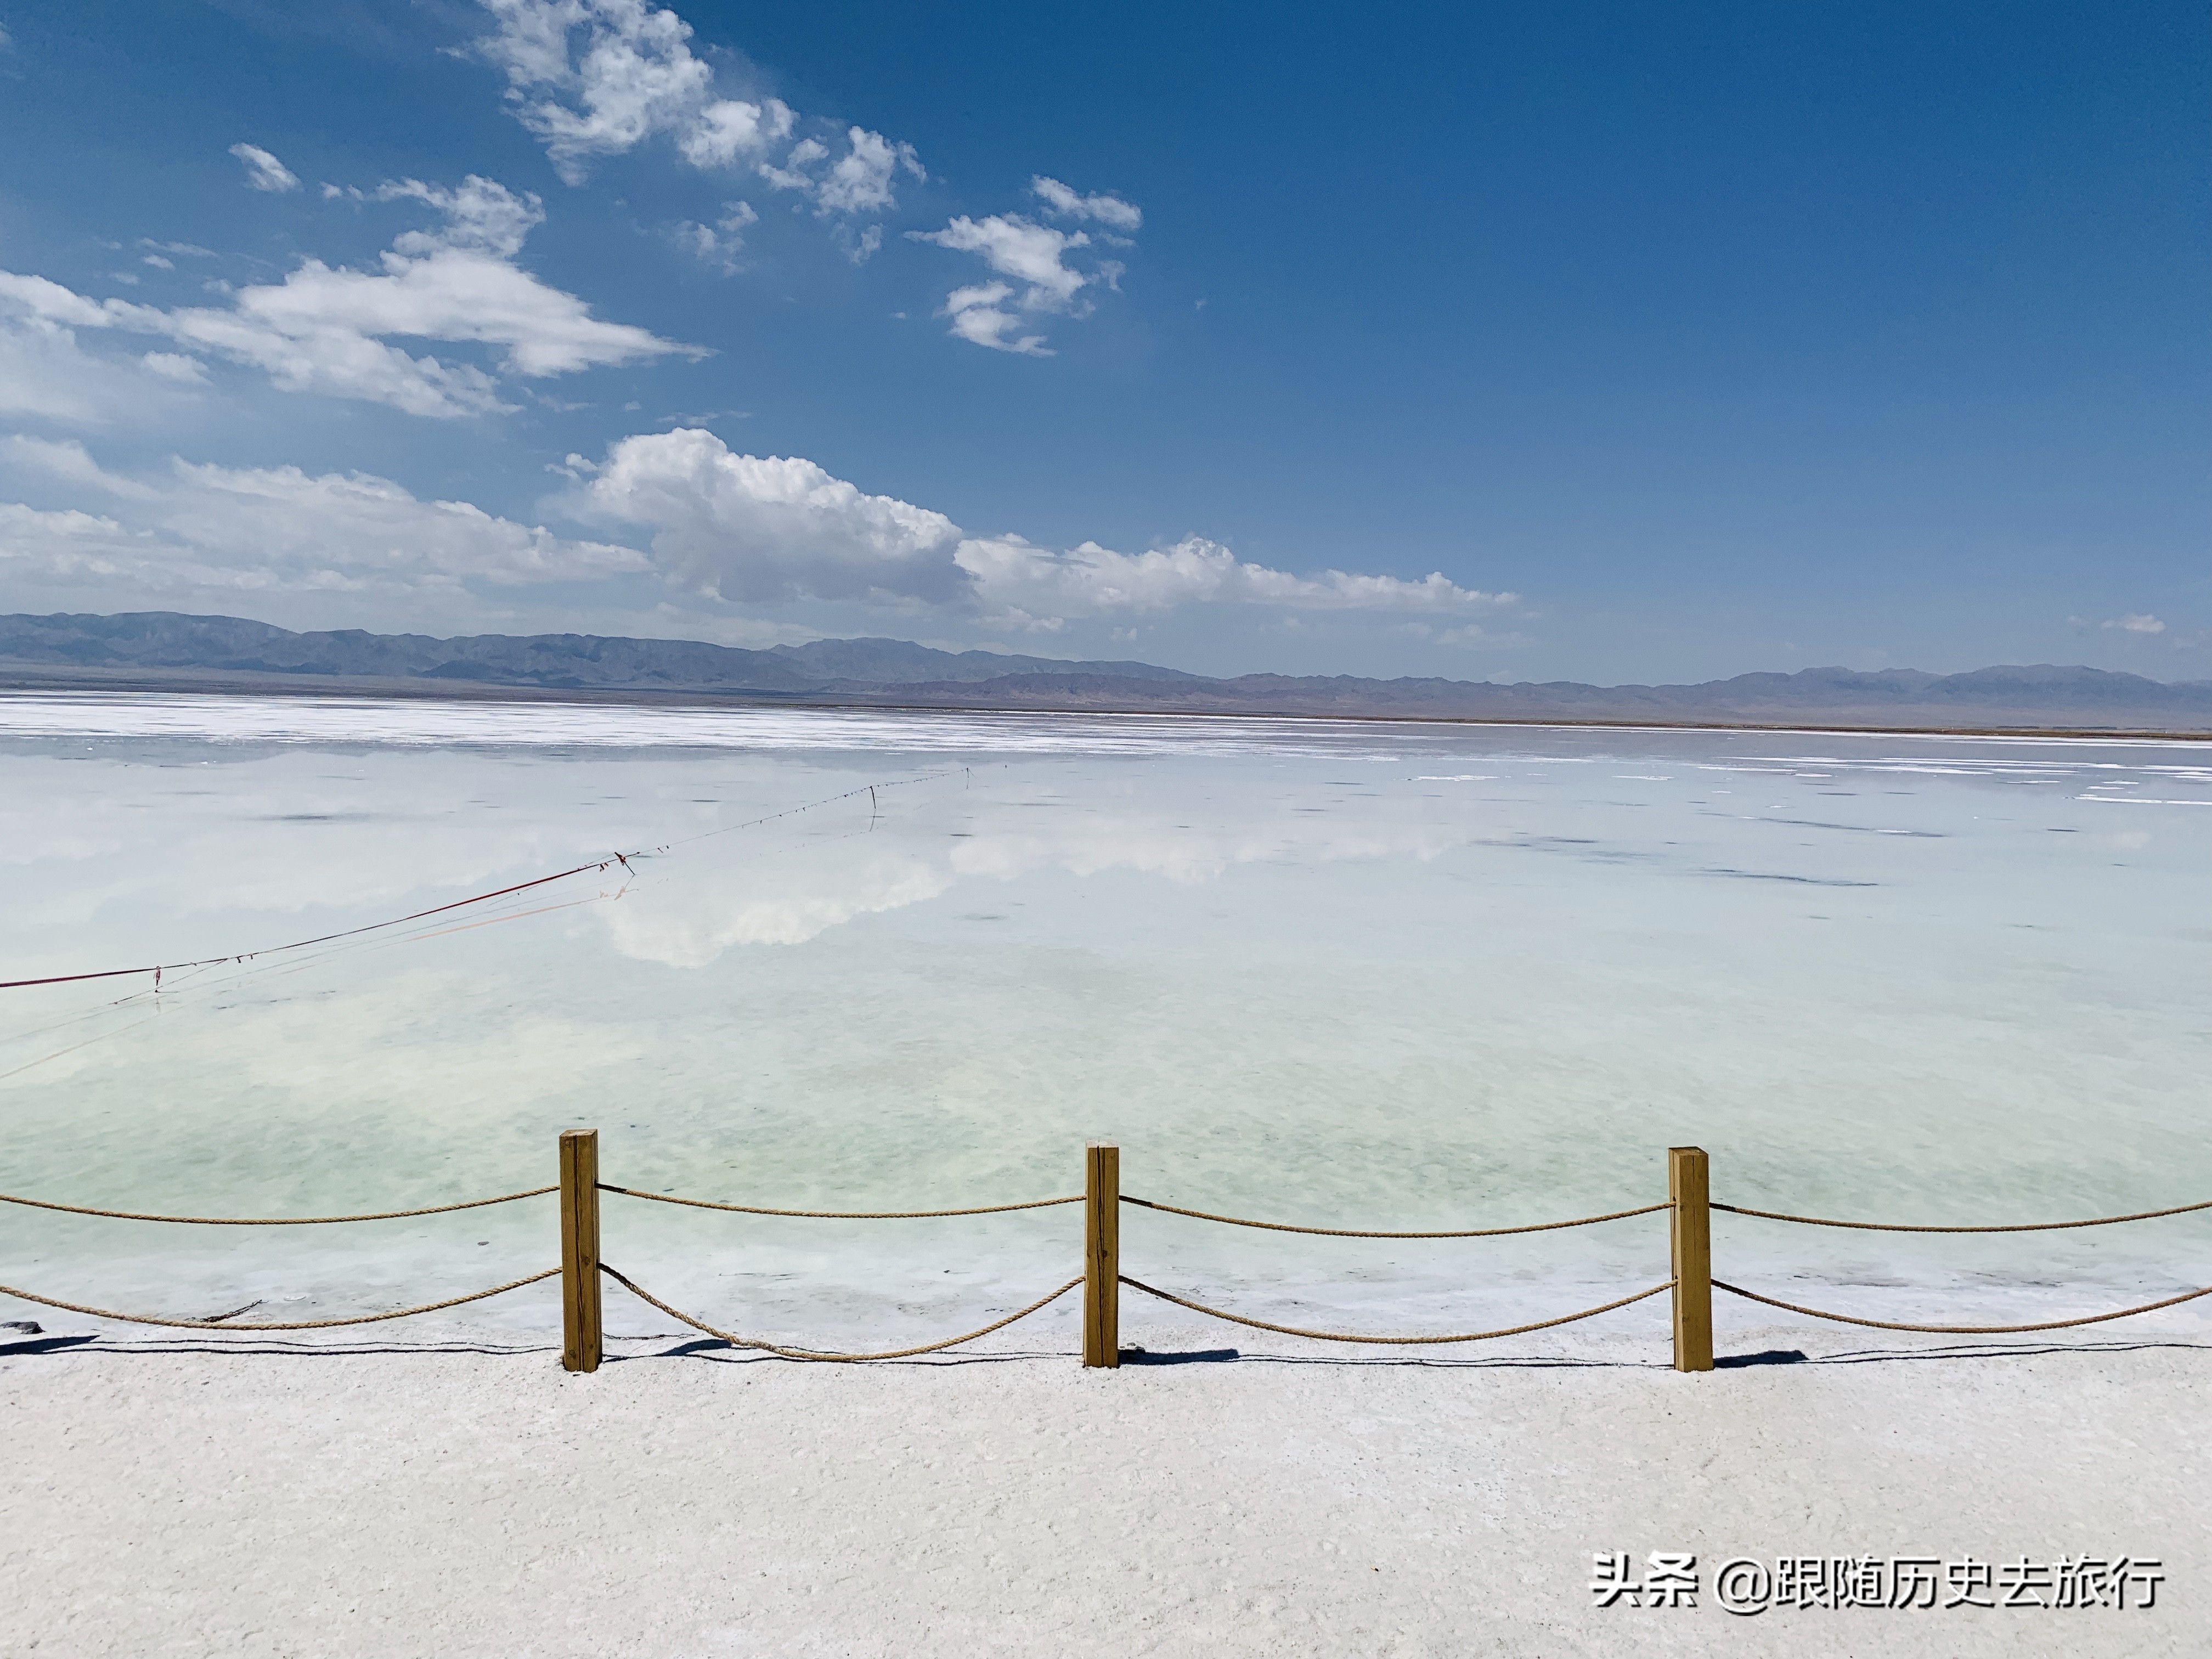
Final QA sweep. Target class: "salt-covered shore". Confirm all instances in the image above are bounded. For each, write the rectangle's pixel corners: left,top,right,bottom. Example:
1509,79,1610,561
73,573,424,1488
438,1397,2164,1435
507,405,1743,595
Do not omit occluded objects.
3,1317,2203,1658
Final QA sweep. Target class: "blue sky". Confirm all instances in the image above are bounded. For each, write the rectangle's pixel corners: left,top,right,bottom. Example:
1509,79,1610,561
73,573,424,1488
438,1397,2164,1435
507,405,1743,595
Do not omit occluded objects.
0,0,2203,681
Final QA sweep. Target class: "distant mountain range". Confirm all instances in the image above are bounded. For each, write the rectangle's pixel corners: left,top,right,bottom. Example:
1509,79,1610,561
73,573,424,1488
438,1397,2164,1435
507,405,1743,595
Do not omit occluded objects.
4,610,2210,732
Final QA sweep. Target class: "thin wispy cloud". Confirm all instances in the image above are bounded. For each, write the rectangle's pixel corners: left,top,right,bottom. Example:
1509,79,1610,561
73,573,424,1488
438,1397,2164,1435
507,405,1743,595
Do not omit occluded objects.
0,176,691,417
228,142,300,193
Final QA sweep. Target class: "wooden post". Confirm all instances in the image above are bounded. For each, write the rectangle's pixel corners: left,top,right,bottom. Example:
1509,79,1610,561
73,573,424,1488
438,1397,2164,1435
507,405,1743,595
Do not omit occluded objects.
1083,1143,1120,1368
560,1128,602,1374
1669,1145,1713,1373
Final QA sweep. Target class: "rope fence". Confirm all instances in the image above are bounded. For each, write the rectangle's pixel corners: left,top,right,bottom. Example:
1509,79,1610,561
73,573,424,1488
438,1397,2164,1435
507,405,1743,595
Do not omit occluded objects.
601,1263,1084,1362
1119,1195,1671,1238
0,1268,559,1331
1116,1276,1675,1345
599,1184,1082,1220
0,1186,557,1226
1709,1197,2212,1233
1,1133,2205,1372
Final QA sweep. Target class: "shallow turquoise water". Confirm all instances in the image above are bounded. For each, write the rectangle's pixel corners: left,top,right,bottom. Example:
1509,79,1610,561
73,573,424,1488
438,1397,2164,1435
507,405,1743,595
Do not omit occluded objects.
2,693,2207,1344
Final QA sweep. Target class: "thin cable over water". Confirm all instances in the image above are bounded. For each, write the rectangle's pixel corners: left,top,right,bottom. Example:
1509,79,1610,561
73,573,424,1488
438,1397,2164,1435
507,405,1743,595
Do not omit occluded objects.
0,770,955,996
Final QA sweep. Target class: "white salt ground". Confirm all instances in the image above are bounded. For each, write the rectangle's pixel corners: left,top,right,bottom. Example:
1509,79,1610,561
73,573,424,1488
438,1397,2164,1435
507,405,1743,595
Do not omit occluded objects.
2,1321,2203,1657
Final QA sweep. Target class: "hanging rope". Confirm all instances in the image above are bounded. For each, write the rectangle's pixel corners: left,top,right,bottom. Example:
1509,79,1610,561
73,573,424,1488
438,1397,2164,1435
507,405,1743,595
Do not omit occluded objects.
597,1184,1081,1220
1712,1277,2212,1334
599,1262,1081,1361
0,770,958,996
0,862,635,992
0,1186,557,1226
1711,1197,2212,1233
1122,1194,1671,1238
0,1267,558,1330
1116,1276,1673,1344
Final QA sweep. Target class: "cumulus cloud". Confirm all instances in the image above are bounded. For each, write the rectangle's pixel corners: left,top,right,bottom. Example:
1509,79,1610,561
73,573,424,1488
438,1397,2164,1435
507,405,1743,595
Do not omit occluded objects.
1031,176,1141,232
576,428,967,603
757,127,922,217
573,428,1514,623
229,143,301,193
465,1,1152,346
679,98,796,168
0,176,690,417
471,0,825,193
816,127,924,214
2103,613,2166,634
0,438,646,598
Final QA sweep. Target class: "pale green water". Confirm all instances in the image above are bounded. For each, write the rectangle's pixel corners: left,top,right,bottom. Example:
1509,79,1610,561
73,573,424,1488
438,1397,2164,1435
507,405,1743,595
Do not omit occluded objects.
2,693,2208,1345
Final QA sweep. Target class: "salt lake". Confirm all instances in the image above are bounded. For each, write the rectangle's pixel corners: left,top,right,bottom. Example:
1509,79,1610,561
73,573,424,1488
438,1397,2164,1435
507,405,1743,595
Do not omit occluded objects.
3,692,2208,1348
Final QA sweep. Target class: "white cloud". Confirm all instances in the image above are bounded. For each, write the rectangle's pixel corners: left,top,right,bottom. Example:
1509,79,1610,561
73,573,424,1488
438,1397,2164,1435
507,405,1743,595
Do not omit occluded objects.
2103,613,2166,635
0,440,647,599
839,224,884,266
1031,176,1141,232
0,301,203,425
911,208,1130,354
0,176,690,417
467,0,934,293
678,98,796,168
471,0,797,184
573,428,1515,623
816,127,924,215
577,428,968,603
940,282,1049,356
475,0,703,180
757,128,922,217
229,143,301,193
374,174,543,257
912,214,1089,309
757,136,827,192
953,535,1513,621
0,435,161,499
140,351,211,382
670,201,759,274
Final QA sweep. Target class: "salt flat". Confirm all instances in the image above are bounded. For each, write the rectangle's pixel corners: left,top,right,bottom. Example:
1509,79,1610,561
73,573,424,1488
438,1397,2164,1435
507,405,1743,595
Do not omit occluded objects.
4,701,2208,1657
2,1322,2203,1658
